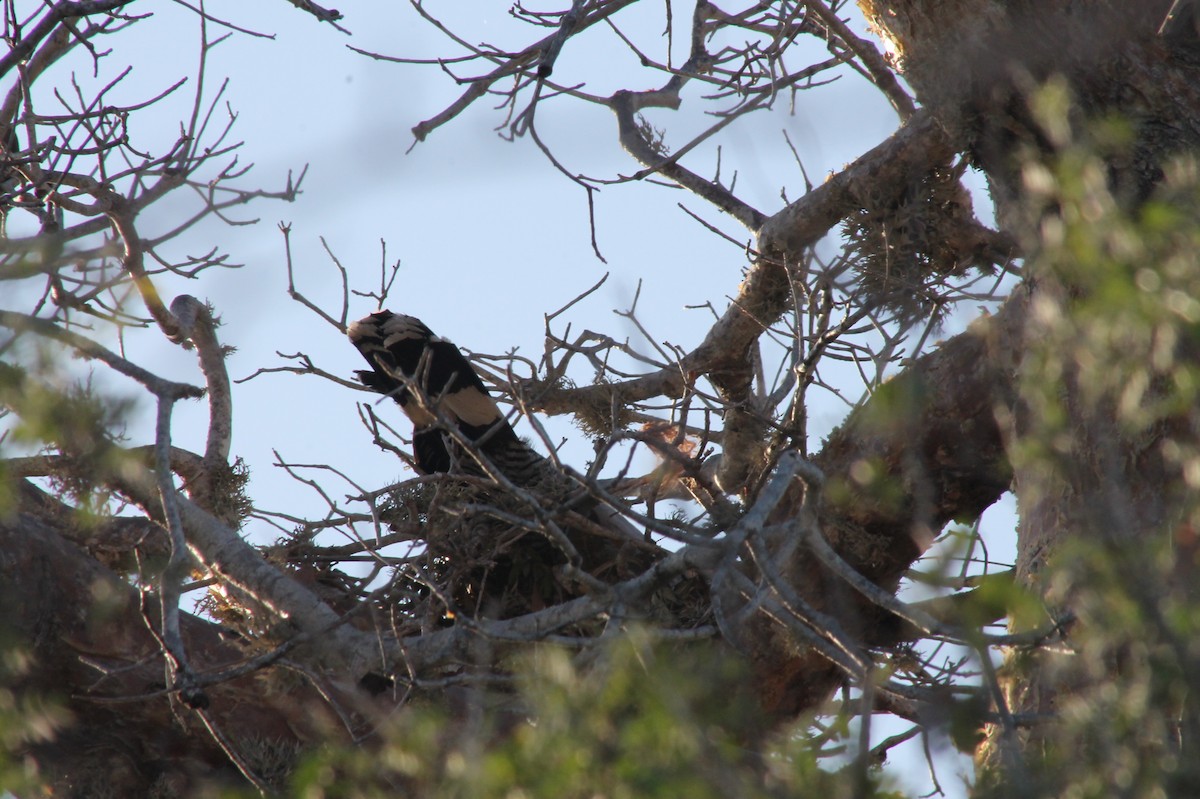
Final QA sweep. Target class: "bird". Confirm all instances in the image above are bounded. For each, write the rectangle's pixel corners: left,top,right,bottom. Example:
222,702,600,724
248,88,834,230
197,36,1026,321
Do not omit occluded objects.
347,310,548,483
348,310,652,610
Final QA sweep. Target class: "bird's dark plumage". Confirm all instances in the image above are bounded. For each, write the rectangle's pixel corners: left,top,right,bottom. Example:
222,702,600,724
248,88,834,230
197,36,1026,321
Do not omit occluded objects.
347,310,544,480
348,310,648,606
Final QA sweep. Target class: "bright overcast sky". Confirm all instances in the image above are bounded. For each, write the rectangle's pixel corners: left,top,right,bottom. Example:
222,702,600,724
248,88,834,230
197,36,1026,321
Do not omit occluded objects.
56,1,908,521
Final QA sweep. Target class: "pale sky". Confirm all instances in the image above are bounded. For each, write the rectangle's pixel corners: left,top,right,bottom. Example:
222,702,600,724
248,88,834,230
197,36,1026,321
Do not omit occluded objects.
86,2,912,523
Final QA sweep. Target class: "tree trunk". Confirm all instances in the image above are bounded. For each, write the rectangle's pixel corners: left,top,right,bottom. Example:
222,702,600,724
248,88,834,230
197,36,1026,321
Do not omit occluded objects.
860,0,1200,789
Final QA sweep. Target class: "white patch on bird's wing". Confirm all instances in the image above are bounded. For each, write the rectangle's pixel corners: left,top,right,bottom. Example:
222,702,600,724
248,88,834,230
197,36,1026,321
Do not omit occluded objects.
443,386,501,426
403,405,438,428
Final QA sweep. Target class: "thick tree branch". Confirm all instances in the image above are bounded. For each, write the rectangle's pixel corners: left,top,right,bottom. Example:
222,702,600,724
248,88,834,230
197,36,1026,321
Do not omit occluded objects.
530,111,955,418
170,295,232,466
0,0,132,79
741,287,1026,717
110,459,382,674
0,503,353,794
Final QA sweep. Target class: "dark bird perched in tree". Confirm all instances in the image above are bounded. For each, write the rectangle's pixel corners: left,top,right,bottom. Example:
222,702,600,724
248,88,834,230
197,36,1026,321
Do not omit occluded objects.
347,310,549,483
348,311,668,620
347,310,643,543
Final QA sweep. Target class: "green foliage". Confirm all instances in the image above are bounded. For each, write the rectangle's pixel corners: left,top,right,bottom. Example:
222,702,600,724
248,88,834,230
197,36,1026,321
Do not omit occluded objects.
291,632,904,799
973,529,1200,799
0,638,71,797
975,86,1200,797
1029,534,1200,798
1016,86,1200,462
0,360,135,510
